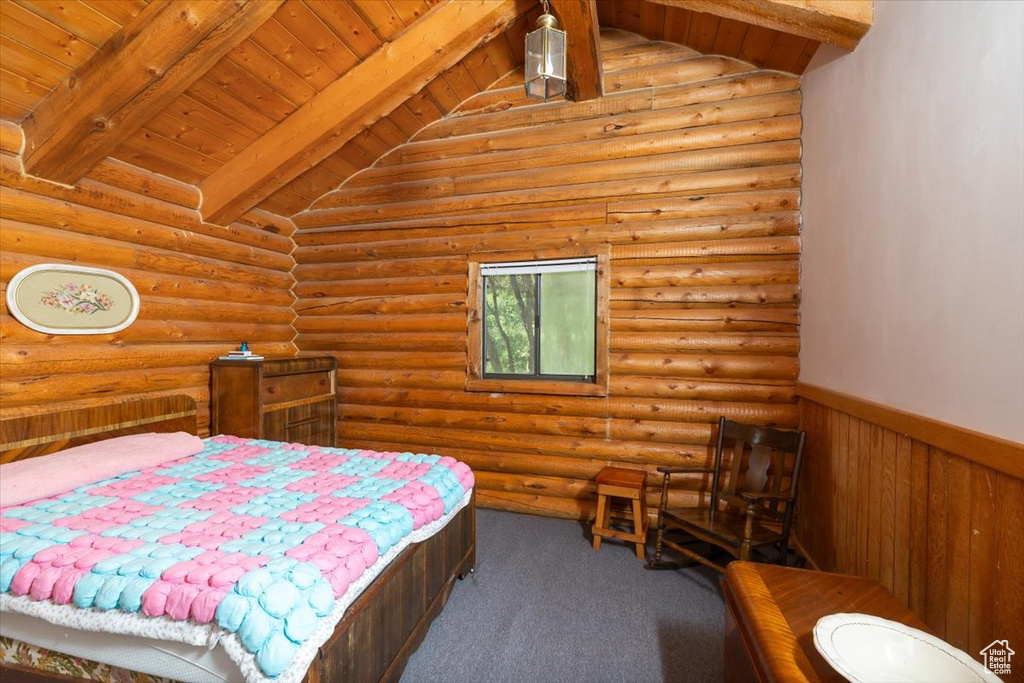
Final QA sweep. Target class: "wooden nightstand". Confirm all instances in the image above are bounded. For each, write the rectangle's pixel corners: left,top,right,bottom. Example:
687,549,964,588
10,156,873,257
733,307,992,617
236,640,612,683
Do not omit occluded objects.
210,356,337,447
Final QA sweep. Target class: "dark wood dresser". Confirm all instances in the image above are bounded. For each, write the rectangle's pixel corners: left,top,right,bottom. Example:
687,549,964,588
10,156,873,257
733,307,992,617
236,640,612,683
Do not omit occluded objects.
210,356,337,447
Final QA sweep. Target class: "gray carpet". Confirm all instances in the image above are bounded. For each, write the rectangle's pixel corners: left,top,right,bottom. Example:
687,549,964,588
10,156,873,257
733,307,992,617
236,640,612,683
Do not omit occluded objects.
401,509,725,683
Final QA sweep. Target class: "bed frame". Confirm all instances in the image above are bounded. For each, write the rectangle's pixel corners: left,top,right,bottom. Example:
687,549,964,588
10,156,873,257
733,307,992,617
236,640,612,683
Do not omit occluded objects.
0,395,476,683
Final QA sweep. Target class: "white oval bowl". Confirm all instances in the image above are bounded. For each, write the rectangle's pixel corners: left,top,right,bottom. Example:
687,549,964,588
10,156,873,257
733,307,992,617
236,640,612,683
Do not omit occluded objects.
813,613,1002,683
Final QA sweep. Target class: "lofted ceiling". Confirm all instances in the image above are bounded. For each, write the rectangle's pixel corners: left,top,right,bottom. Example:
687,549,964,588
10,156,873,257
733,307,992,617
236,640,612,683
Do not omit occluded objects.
0,0,871,225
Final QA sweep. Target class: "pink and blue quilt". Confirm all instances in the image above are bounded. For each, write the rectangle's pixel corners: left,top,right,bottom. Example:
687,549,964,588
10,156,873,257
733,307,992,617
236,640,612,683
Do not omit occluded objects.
0,436,474,682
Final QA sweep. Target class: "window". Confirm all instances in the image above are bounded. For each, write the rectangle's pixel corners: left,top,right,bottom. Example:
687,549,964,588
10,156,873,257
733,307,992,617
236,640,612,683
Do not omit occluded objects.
467,247,609,397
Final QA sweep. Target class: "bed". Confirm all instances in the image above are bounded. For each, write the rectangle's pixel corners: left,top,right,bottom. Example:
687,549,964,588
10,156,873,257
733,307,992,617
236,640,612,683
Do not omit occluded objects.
0,395,476,683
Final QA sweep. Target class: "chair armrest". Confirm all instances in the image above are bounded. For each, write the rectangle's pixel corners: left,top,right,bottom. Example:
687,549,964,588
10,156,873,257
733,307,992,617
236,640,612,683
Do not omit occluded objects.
656,466,714,475
739,491,795,503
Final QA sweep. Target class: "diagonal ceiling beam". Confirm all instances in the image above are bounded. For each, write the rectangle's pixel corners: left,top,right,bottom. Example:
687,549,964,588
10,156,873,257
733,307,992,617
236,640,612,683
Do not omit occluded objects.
21,0,284,186
549,0,603,101
200,0,530,226
646,0,872,50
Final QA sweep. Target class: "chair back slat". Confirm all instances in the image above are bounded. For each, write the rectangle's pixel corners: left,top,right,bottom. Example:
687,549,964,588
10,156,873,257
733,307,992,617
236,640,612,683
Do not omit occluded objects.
769,450,785,515
712,417,806,524
746,444,772,495
725,440,745,495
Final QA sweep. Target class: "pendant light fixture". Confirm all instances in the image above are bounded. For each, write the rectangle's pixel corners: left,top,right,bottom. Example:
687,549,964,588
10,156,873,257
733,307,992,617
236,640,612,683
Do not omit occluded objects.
524,0,566,101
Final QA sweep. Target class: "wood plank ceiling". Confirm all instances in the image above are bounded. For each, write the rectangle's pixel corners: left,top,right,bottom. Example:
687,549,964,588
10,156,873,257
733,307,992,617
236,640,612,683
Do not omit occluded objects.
0,0,870,222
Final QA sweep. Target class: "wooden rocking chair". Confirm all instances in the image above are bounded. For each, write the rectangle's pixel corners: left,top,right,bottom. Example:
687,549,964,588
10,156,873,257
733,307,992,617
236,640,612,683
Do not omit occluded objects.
647,417,806,572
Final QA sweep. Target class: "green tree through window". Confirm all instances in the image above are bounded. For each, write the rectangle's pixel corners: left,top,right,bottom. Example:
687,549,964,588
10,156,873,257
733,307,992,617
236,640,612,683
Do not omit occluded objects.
481,258,596,381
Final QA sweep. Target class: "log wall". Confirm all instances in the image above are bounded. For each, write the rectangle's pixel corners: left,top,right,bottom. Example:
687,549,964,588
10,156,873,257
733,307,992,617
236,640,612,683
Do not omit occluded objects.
0,120,298,434
797,384,1024,674
292,35,802,519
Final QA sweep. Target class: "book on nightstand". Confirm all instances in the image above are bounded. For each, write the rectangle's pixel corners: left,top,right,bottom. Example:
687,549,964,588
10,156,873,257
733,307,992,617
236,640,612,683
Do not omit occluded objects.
218,351,264,360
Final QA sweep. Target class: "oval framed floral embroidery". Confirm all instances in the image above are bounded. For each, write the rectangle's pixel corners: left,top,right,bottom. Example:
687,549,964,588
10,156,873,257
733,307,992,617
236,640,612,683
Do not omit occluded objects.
6,264,140,335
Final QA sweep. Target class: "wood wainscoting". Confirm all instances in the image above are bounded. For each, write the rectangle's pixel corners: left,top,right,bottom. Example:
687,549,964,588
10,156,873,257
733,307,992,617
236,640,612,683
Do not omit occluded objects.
796,383,1024,671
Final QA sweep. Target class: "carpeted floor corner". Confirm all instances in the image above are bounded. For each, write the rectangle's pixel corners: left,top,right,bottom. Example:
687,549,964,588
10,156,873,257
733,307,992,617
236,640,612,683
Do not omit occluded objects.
400,509,725,683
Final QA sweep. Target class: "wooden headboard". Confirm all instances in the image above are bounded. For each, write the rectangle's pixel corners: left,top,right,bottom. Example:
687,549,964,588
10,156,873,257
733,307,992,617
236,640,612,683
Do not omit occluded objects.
0,395,198,464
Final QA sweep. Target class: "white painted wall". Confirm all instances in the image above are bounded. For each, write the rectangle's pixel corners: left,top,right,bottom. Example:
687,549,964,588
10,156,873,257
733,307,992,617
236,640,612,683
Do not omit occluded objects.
800,0,1024,442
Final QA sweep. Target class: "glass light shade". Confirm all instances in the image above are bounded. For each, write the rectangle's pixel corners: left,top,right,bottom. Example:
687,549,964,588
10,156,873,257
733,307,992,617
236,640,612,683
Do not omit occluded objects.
524,13,566,101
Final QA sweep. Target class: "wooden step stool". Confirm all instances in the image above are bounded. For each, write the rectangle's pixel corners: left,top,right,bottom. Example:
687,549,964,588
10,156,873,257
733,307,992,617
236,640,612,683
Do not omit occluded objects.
591,466,649,559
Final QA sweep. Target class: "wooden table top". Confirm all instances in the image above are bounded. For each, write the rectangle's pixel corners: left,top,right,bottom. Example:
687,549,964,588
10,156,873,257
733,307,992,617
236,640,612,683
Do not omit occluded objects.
723,562,934,682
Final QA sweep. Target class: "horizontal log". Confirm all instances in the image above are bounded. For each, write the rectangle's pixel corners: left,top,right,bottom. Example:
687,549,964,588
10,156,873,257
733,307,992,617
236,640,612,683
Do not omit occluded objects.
609,188,799,222
235,208,296,238
601,42,699,71
609,376,796,402
613,235,800,261
0,342,295,378
473,470,596,501
339,403,714,445
295,200,609,237
336,421,708,464
606,55,756,93
476,491,596,521
87,157,201,210
611,283,800,306
0,121,24,155
335,368,468,391
297,332,465,352
293,313,464,334
474,489,708,522
293,293,465,316
651,72,798,110
0,185,295,272
133,297,295,325
471,470,703,509
611,332,799,355
613,260,798,287
292,273,467,299
0,314,295,345
331,350,465,370
0,219,294,289
294,257,467,282
610,352,798,380
612,308,798,332
336,386,798,423
0,366,210,407
599,28,650,51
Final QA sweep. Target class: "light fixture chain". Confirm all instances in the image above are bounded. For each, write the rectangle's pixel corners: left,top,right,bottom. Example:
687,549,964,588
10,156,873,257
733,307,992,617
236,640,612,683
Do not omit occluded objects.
542,0,550,15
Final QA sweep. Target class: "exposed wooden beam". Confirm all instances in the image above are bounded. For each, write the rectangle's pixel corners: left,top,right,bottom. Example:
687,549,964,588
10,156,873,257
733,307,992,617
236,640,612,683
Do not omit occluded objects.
21,0,283,185
200,0,529,226
646,0,872,50
550,0,604,101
